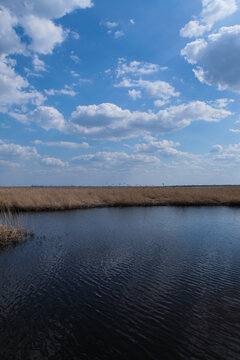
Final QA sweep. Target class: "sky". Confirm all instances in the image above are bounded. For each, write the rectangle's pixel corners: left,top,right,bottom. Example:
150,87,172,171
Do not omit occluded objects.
1,0,240,186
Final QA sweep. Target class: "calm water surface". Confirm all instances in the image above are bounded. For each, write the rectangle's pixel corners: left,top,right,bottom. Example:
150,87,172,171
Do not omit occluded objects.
1,206,240,360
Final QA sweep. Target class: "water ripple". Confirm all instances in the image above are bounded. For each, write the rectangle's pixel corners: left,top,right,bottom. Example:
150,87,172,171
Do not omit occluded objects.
1,207,240,359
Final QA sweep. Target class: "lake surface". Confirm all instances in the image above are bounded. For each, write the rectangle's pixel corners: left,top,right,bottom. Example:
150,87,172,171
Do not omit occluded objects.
1,207,240,360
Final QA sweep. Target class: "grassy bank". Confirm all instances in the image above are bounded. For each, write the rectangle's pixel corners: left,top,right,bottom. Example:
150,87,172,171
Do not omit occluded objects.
0,186,240,212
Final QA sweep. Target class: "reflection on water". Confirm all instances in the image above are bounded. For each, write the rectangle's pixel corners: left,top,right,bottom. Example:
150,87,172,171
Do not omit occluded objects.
1,206,240,359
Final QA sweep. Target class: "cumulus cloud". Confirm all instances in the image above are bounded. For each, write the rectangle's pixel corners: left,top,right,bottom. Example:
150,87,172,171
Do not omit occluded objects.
209,98,234,108
210,144,223,153
45,85,76,97
0,0,93,19
0,159,21,168
100,20,125,39
128,89,142,100
72,151,161,169
0,56,45,112
32,55,47,72
33,140,89,149
8,111,29,123
226,143,240,152
67,101,232,139
116,59,162,77
23,99,232,140
31,106,66,131
0,139,39,160
230,129,240,133
41,157,66,167
102,21,118,29
70,53,81,63
0,0,94,118
71,31,80,40
212,142,240,164
115,59,171,102
181,26,240,91
180,20,212,39
154,99,169,108
0,0,93,57
114,30,125,39
115,78,180,100
22,15,66,54
0,6,24,56
180,0,238,38
133,139,192,158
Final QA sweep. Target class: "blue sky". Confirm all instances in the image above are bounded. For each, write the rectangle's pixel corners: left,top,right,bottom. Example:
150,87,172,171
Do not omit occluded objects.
1,0,240,186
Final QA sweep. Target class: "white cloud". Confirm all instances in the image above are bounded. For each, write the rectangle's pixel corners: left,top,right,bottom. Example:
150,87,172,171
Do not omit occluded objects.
134,139,193,158
70,70,80,77
71,31,80,40
201,0,237,24
114,30,125,39
20,97,231,140
8,112,29,123
154,99,169,108
45,85,76,97
0,0,93,19
0,0,93,60
226,143,240,152
70,53,81,63
180,0,238,38
22,15,66,54
212,142,240,164
0,56,45,112
128,89,142,100
209,98,234,108
103,21,118,29
116,59,161,77
181,25,240,91
31,106,66,131
32,55,46,72
230,129,240,133
33,140,89,149
143,135,157,142
41,157,66,167
68,101,231,139
130,19,135,25
72,151,161,168
0,159,21,168
116,78,180,100
180,20,212,39
0,6,24,56
0,139,38,160
210,144,223,152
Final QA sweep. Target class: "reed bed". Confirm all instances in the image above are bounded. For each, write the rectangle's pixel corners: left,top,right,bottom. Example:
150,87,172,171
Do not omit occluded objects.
0,210,33,249
0,186,240,212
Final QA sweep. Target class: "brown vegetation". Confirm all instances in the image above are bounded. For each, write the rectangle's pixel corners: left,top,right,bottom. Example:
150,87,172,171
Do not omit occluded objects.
0,210,33,249
0,186,240,212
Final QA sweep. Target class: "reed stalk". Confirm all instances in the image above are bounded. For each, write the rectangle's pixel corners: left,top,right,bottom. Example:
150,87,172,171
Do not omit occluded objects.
0,210,33,249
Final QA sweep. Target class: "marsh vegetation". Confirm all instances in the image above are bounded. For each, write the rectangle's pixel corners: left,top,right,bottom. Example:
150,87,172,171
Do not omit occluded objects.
0,210,33,249
0,186,240,212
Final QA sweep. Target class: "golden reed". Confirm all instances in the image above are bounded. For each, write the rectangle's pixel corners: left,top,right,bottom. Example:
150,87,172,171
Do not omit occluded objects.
0,209,33,249
0,186,240,212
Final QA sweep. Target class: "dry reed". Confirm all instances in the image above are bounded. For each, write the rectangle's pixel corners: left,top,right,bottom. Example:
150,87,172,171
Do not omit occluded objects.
0,186,240,212
0,210,33,249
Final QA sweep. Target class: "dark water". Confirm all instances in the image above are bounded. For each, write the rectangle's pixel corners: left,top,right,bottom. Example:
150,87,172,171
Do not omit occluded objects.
1,207,240,360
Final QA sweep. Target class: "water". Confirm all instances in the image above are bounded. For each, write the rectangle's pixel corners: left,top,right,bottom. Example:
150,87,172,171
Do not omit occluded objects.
1,206,240,360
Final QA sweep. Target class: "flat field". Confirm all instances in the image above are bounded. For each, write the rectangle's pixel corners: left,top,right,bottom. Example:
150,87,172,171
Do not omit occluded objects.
0,186,240,211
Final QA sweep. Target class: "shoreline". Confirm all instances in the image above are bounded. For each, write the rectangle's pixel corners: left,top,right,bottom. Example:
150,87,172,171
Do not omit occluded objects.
1,186,240,212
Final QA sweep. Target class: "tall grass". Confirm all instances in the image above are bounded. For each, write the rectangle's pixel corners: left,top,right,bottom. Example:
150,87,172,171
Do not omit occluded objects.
0,186,240,212
0,210,33,249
